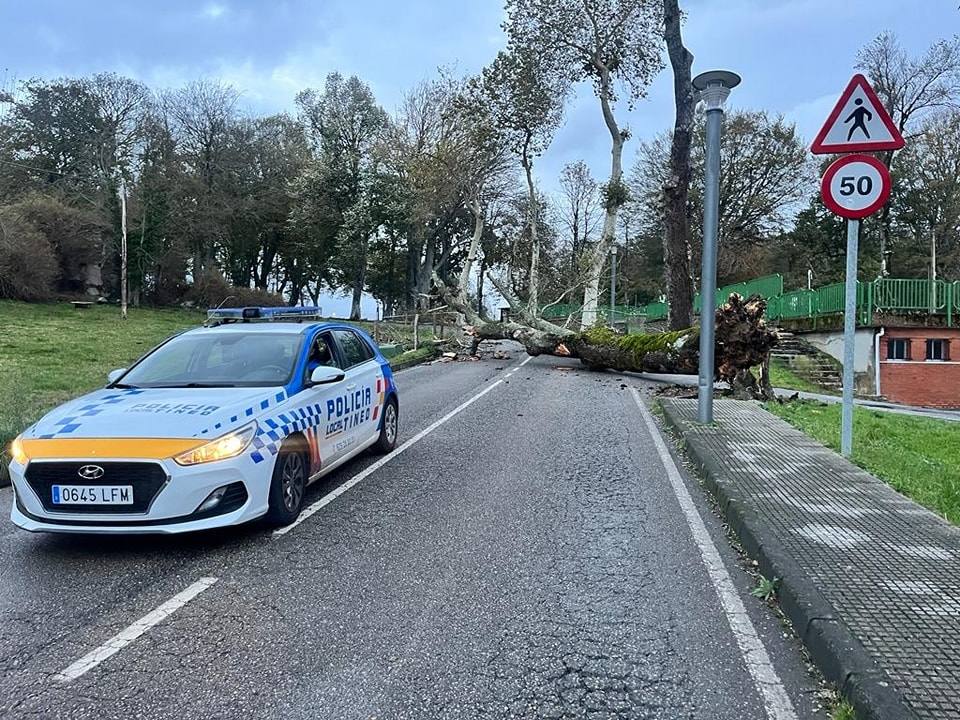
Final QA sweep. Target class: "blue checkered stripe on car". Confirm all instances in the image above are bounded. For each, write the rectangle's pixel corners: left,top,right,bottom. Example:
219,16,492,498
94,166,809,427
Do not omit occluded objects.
197,390,288,437
249,403,325,464
37,389,146,439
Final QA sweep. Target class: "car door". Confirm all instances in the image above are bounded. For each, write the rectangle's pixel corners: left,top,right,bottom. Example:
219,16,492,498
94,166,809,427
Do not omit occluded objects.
329,328,381,455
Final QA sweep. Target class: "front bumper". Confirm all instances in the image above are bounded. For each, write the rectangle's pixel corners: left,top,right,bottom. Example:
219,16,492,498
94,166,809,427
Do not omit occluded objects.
8,454,272,535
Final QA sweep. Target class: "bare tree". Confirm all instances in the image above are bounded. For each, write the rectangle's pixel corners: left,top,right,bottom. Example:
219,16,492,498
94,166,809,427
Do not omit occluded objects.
857,32,960,275
503,0,664,327
632,110,810,281
474,48,565,313
555,161,601,286
661,0,695,329
162,79,240,273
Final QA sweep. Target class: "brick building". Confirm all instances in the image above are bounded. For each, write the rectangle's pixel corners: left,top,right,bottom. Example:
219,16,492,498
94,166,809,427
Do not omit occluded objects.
877,327,960,408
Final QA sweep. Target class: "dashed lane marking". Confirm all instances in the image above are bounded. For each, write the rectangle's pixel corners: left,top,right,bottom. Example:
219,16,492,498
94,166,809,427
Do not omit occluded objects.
54,577,218,683
629,389,799,720
273,356,534,537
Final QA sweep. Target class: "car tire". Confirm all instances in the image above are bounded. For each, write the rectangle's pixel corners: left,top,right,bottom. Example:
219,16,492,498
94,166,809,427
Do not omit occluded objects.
264,441,308,527
373,397,399,454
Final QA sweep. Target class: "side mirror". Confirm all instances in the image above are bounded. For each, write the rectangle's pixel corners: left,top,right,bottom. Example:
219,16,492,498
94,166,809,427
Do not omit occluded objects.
107,368,127,384
309,365,345,386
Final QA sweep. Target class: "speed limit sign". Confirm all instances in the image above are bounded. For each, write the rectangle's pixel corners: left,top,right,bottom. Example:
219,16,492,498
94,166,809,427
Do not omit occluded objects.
820,153,891,219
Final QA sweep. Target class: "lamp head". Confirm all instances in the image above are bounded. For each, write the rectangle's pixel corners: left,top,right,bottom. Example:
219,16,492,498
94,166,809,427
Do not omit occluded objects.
693,70,741,111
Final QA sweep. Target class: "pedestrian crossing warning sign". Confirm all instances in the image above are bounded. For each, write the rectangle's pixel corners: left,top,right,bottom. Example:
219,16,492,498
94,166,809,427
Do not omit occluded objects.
810,74,905,155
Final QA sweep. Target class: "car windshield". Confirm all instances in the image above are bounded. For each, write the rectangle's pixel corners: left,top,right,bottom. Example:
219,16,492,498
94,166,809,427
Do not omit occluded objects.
119,332,302,388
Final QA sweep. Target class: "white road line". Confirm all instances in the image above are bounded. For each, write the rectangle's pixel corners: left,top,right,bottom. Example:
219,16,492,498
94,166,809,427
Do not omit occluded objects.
629,389,798,720
54,576,218,683
274,356,534,537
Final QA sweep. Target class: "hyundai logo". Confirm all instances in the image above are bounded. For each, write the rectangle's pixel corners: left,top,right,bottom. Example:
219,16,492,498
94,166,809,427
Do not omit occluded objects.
77,464,105,480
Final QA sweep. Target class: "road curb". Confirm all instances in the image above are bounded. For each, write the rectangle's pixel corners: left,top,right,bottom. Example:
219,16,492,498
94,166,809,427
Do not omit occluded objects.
658,400,920,720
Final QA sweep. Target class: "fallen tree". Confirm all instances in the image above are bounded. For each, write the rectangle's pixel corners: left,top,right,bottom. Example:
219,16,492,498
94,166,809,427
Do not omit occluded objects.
434,273,778,398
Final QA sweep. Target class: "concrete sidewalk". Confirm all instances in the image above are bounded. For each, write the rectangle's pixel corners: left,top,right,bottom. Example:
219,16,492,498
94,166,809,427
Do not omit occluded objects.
638,372,960,423
660,399,960,720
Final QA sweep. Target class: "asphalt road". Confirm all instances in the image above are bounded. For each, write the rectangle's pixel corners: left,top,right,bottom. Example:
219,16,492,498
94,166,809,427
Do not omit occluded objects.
1,344,823,719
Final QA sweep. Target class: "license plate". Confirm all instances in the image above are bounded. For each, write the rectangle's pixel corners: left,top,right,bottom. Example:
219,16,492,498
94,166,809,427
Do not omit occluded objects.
52,485,134,505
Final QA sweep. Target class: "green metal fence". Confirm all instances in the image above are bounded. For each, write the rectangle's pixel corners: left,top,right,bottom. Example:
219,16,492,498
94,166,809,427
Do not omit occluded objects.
748,277,953,326
873,278,947,311
541,274,959,327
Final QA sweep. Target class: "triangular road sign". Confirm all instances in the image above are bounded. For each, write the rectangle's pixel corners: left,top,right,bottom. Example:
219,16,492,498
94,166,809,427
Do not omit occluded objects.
811,74,905,154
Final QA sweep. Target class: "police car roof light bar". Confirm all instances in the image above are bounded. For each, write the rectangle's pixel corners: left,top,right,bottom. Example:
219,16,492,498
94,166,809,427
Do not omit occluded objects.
205,306,325,326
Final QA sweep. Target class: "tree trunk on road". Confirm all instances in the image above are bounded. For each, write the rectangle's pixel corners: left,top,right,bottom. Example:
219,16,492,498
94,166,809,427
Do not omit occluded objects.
436,271,776,386
662,0,696,330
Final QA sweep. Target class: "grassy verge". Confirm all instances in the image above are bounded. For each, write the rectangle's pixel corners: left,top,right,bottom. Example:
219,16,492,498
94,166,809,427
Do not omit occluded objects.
768,400,960,525
0,301,204,480
0,300,443,479
767,359,821,393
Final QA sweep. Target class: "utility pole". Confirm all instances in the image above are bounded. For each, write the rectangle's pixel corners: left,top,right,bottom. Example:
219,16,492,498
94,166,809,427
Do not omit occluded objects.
930,209,939,313
609,245,617,326
692,70,740,424
119,178,128,320
930,225,937,313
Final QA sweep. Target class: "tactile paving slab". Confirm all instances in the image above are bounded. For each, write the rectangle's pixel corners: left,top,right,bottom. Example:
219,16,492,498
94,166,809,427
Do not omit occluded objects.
664,399,960,720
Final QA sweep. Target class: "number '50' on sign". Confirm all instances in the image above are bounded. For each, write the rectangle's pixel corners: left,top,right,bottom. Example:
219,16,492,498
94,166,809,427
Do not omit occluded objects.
820,153,891,219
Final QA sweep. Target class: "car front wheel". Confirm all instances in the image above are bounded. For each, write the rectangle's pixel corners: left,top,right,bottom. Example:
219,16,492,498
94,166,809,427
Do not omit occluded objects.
265,443,308,527
373,398,399,454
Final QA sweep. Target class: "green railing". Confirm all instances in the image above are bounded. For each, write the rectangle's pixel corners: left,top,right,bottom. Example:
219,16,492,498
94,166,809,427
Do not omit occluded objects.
873,278,947,311
758,277,955,326
643,301,669,321
542,274,958,327
694,274,784,314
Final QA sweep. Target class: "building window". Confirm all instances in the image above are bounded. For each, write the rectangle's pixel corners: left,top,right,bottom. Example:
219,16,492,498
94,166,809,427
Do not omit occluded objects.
926,338,949,361
887,338,909,360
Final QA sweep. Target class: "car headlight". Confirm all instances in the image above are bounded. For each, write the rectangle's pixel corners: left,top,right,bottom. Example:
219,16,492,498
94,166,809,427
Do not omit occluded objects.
9,435,28,465
174,423,257,466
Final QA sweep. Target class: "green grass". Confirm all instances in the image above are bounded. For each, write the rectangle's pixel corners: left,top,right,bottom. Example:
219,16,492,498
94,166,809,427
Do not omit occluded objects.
768,400,960,525
767,359,821,393
0,300,443,467
388,345,441,370
832,700,855,720
0,301,204,466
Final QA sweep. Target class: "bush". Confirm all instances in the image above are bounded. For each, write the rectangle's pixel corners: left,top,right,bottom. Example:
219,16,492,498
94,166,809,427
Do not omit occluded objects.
0,207,58,301
11,193,105,295
184,270,287,309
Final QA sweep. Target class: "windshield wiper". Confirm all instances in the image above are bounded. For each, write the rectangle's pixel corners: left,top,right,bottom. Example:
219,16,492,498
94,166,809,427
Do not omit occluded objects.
110,382,139,389
146,382,237,388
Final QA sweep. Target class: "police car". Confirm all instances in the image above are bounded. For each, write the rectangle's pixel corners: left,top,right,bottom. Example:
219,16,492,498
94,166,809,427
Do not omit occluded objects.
8,307,399,534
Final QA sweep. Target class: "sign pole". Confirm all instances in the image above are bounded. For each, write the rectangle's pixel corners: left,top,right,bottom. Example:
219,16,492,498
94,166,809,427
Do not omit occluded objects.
812,73,903,458
841,219,860,457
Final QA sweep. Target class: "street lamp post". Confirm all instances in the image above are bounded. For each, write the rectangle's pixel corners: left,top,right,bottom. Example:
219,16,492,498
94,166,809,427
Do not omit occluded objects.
693,70,740,424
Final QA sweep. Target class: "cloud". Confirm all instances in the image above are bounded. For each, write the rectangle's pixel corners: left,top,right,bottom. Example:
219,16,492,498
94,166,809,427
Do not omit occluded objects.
786,92,839,145
201,3,228,20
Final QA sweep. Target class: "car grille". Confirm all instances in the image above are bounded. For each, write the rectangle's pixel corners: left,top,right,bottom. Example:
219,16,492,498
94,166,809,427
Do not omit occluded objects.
25,461,168,514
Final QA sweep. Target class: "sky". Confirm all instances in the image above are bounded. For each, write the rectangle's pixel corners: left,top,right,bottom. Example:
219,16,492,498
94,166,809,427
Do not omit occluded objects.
1,0,957,316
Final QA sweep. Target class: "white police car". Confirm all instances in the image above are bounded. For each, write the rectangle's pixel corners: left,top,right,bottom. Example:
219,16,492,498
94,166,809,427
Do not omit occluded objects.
8,307,399,534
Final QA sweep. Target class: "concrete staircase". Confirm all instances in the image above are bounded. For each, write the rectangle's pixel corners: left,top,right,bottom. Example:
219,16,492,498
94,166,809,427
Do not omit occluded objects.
771,332,843,391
